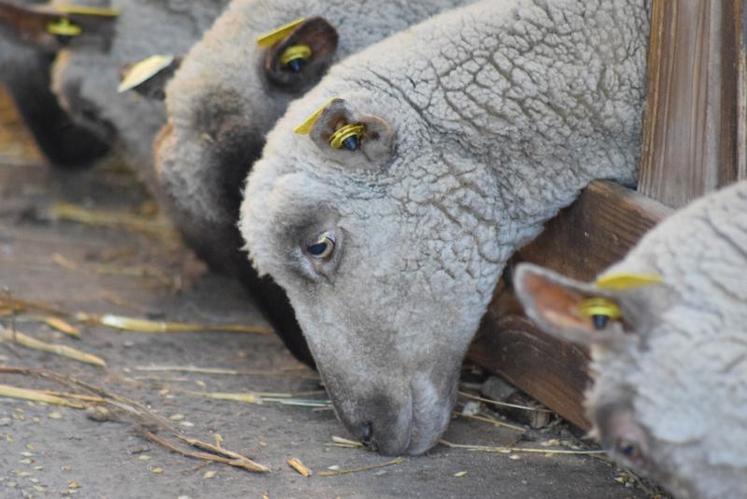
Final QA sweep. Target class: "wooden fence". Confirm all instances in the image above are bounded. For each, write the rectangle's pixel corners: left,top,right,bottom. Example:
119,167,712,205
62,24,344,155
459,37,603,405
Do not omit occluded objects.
468,0,747,429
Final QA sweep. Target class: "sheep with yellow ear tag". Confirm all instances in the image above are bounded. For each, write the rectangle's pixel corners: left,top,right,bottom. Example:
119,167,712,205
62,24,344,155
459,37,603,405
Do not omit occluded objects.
516,180,747,499
156,0,478,276
0,0,112,167
240,0,649,456
154,0,478,365
49,0,231,188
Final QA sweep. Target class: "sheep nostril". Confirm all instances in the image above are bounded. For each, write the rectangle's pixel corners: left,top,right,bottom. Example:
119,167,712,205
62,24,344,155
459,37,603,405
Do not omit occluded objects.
360,422,373,446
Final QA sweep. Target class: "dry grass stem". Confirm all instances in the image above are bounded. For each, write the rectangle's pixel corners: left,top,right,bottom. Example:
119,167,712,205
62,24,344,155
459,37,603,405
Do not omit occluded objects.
49,202,178,240
1,327,106,367
0,295,66,316
287,457,312,477
80,314,272,335
0,366,270,473
318,458,405,477
42,317,81,338
53,253,174,287
331,436,364,448
0,384,86,408
457,412,526,432
133,365,319,379
186,390,330,408
440,440,606,455
458,391,552,412
146,432,270,473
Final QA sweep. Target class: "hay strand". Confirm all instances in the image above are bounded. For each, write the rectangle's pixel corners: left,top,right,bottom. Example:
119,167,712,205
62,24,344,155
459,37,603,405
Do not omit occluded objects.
0,384,86,408
318,458,405,477
1,328,106,367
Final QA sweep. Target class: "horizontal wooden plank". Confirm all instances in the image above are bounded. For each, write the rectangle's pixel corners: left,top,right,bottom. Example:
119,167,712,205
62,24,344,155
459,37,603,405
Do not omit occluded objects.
469,181,672,430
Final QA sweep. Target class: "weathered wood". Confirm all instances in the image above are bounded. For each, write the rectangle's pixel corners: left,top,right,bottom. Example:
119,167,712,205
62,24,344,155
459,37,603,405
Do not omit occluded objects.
468,181,671,430
639,0,747,207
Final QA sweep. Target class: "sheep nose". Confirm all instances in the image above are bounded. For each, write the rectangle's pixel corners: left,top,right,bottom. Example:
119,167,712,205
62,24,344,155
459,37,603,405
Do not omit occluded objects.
359,422,374,448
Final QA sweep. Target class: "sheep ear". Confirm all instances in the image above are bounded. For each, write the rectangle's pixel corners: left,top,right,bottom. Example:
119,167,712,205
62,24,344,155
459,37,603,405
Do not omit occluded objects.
261,17,338,91
296,98,395,169
118,55,181,100
0,2,117,51
514,263,612,347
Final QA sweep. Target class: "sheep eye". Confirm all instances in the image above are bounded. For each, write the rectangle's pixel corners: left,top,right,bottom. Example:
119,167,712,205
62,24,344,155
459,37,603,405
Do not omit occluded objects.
615,438,642,463
306,232,335,259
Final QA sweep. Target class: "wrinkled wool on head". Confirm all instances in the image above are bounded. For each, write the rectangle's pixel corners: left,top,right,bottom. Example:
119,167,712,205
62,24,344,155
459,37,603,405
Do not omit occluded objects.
240,0,650,455
156,0,478,273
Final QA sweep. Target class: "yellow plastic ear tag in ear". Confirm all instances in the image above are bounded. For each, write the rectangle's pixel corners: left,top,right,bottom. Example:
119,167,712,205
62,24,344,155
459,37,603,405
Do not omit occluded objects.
293,97,338,135
595,273,662,291
280,44,312,66
579,297,621,330
256,18,306,48
118,55,175,93
47,18,82,36
56,4,119,17
329,123,365,150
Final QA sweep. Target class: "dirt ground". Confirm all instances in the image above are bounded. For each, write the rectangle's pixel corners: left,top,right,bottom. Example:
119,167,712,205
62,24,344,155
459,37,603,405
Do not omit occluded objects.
0,89,652,498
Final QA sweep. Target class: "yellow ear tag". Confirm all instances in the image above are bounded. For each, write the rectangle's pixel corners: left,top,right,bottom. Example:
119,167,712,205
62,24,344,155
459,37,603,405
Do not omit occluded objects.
279,44,312,65
293,97,338,135
579,297,622,320
56,4,120,17
256,18,306,48
118,55,175,93
329,123,365,149
595,273,663,291
47,18,82,36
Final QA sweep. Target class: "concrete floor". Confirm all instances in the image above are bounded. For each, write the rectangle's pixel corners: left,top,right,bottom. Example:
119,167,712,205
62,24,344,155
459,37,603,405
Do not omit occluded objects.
0,89,653,498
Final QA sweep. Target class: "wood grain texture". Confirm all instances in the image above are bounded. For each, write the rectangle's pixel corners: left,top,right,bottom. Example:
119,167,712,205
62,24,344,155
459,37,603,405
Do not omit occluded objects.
469,182,672,430
639,0,747,207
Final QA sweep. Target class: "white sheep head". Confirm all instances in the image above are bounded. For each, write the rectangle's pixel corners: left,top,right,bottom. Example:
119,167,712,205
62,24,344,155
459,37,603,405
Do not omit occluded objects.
240,93,512,455
515,263,747,499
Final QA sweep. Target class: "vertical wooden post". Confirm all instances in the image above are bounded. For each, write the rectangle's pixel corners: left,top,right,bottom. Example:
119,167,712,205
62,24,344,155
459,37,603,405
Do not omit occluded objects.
639,0,747,208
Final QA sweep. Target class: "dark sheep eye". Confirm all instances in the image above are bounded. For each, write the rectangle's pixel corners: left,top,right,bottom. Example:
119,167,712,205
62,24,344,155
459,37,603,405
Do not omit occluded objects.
306,232,335,259
615,438,641,462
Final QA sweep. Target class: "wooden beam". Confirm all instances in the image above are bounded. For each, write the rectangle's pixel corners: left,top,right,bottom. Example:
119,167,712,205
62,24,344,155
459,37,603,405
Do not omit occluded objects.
468,181,671,430
639,0,747,207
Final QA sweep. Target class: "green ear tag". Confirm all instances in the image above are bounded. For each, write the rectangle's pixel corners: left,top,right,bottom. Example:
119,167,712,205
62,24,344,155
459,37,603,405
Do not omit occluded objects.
595,273,663,291
118,55,175,93
293,97,338,135
256,18,306,48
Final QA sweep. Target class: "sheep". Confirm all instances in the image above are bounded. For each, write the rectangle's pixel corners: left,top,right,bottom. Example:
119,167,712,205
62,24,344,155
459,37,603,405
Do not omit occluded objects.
0,1,110,166
49,0,229,186
239,0,650,455
155,0,478,275
514,180,747,499
155,0,479,366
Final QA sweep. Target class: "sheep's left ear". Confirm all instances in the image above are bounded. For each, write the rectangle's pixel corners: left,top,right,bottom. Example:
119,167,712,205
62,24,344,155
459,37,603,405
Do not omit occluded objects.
118,55,181,100
295,98,395,169
261,17,338,92
514,264,606,347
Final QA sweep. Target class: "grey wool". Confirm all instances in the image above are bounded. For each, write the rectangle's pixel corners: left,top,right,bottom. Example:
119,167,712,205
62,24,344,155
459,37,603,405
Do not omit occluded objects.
515,180,747,499
240,0,650,455
49,0,229,186
155,0,478,274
